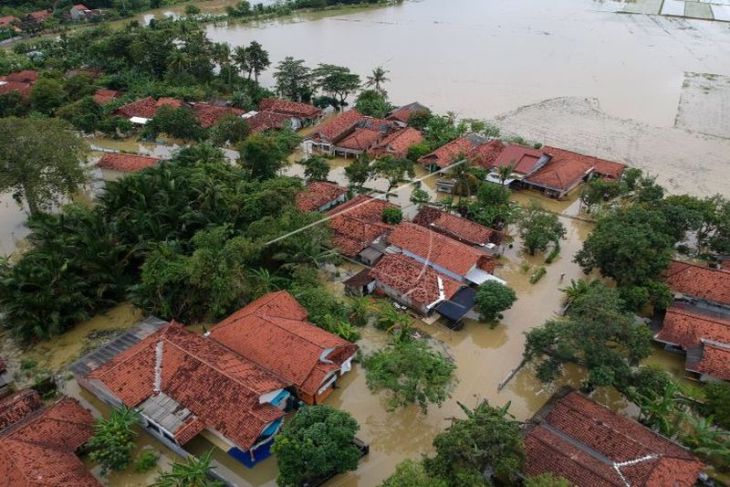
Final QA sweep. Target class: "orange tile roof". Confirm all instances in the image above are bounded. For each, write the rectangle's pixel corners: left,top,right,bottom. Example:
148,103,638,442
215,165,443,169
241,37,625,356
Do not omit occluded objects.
4,71,38,84
524,391,704,487
0,80,32,97
191,103,244,128
542,146,626,180
524,150,594,192
27,10,51,23
88,323,286,451
413,206,498,246
656,304,730,349
0,70,37,98
370,254,462,309
387,222,490,276
369,127,424,159
418,135,483,169
92,88,119,105
210,292,358,398
0,390,43,432
97,152,160,173
310,109,365,144
0,16,19,27
470,139,506,168
664,261,730,306
296,181,348,212
387,102,429,124
0,396,100,487
687,340,730,381
326,194,397,257
493,144,546,175
115,97,183,120
247,110,292,133
335,127,381,152
259,98,321,119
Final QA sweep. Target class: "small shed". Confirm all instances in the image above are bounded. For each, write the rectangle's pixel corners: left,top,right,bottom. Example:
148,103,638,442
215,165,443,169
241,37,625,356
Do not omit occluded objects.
435,286,477,330
344,269,375,297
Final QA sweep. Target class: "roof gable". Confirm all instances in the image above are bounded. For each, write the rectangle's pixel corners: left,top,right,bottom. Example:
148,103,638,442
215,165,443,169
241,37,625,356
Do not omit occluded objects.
664,261,730,306
326,195,397,257
311,109,365,143
296,181,348,212
656,304,730,349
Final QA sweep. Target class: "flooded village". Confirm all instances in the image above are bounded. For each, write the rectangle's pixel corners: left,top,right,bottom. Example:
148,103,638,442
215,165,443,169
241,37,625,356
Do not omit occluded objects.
0,0,729,486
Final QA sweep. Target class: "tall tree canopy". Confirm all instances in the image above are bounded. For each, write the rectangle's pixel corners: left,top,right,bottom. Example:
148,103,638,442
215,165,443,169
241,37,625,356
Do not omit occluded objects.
518,203,566,256
313,63,361,108
274,56,313,101
0,116,88,216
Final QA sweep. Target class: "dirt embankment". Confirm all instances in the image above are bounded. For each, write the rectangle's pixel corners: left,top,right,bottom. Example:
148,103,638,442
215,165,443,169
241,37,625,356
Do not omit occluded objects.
495,97,730,198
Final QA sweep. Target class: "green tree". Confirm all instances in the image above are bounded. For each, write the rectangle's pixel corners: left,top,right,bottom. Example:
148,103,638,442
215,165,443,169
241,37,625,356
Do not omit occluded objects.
0,117,88,216
380,460,447,487
56,96,103,133
152,450,223,487
518,203,566,256
355,89,391,118
313,63,361,109
382,207,403,224
30,77,66,114
474,281,517,323
238,133,286,180
301,156,330,181
364,339,456,412
88,406,140,475
274,56,313,101
273,406,361,487
524,473,572,487
245,40,270,83
467,183,515,229
365,65,390,94
410,187,431,207
344,154,371,191
575,205,675,286
704,382,730,430
423,401,524,486
524,282,652,390
209,114,250,146
370,156,414,197
145,106,205,141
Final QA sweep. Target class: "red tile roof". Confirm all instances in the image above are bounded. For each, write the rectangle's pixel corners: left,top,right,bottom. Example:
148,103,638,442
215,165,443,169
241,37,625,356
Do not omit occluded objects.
687,340,730,381
418,135,481,169
492,144,546,175
655,304,730,349
0,81,31,97
370,254,462,310
92,88,119,105
543,146,626,180
326,194,397,257
0,396,100,487
387,102,429,124
369,127,424,159
296,181,348,213
88,323,286,450
388,222,493,276
4,71,38,84
0,16,19,27
97,152,160,173
27,10,52,23
664,261,730,306
0,390,43,432
310,109,365,144
210,292,358,398
469,139,506,168
72,4,90,11
0,70,38,97
413,206,499,246
335,127,381,152
524,391,704,487
246,110,292,133
191,103,244,128
259,98,321,119
524,150,594,193
115,96,183,120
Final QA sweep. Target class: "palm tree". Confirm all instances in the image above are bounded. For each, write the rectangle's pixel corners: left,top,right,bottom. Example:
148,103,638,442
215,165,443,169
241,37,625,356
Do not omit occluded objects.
560,279,595,306
232,45,249,79
365,66,390,94
348,296,373,327
247,268,286,298
448,157,479,201
496,163,514,186
153,450,223,487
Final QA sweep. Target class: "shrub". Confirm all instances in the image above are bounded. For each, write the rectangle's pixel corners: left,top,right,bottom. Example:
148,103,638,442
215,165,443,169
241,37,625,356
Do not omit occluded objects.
475,281,517,323
382,207,403,224
134,449,159,473
529,266,547,284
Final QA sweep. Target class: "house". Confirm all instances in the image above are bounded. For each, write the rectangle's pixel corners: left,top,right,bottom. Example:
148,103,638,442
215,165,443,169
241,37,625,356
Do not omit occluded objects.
245,110,294,133
369,253,471,321
296,181,348,213
0,70,38,97
326,194,398,264
418,133,486,171
0,16,20,32
92,88,119,105
481,143,551,185
368,127,424,160
308,109,367,155
189,102,244,129
664,260,730,308
73,319,290,468
0,389,100,486
344,269,376,297
96,152,161,180
413,206,502,247
386,222,502,286
522,149,594,199
523,389,705,487
259,98,322,128
210,291,359,405
543,145,626,180
0,358,10,398
115,96,184,125
70,4,94,20
332,117,395,157
655,303,730,382
26,9,52,25
387,102,429,126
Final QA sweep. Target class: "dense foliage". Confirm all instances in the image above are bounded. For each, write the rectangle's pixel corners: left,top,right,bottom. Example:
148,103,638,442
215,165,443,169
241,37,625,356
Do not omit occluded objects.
518,203,566,256
152,450,223,487
273,405,361,487
88,406,140,474
380,460,448,487
474,281,517,323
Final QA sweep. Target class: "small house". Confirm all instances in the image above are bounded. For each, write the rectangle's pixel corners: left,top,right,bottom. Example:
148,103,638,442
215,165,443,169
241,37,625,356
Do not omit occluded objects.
189,102,244,129
664,260,730,309
92,88,120,105
26,9,52,25
307,109,367,155
0,70,38,97
245,110,294,133
70,4,93,20
296,181,348,213
413,206,502,247
524,389,705,486
387,102,430,127
259,98,322,128
368,127,424,160
210,291,359,405
418,133,485,172
96,152,161,180
115,96,184,125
